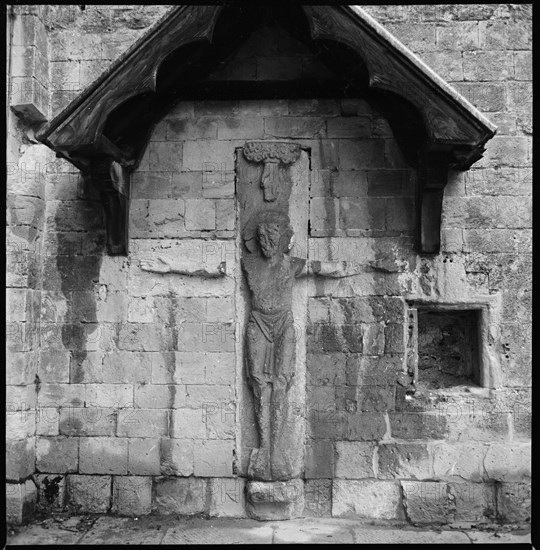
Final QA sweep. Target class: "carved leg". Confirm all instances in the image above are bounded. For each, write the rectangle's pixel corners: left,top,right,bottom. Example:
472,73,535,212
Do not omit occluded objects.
246,320,272,479
270,321,297,479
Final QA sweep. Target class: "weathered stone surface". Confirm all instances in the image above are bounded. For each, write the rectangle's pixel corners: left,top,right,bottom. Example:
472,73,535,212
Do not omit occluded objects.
6,438,36,481
193,439,235,477
378,443,433,480
497,483,531,523
332,480,404,520
112,476,152,517
402,481,452,524
152,477,206,515
6,480,37,525
160,439,194,476
484,443,531,482
36,436,79,473
246,479,304,520
432,442,489,482
304,479,332,517
448,482,496,523
335,442,375,478
305,440,334,479
67,475,111,513
208,478,246,518
34,474,67,512
79,437,128,475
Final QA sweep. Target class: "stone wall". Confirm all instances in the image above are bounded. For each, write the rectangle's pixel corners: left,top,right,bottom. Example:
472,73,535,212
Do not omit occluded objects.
6,4,531,525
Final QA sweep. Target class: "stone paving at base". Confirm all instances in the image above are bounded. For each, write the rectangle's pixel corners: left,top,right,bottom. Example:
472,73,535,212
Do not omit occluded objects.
6,515,532,545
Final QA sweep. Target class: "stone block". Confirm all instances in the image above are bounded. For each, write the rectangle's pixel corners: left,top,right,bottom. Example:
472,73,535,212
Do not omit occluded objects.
6,480,37,525
378,443,433,480
327,117,371,138
146,199,186,238
117,323,173,352
67,475,111,513
167,117,218,140
205,353,236,385
160,439,194,476
307,353,346,386
484,443,530,482
208,478,246,518
151,352,203,385
148,141,182,172
514,51,532,81
170,408,207,439
432,442,489,482
463,51,514,81
308,408,346,441
448,482,496,523
152,477,206,515
335,442,375,478
346,354,404,386
497,483,531,523
193,439,234,477
389,412,448,440
217,117,263,140
304,479,332,517
339,139,385,170
102,351,150,384
7,410,35,439
340,198,386,231
332,480,404,519
346,412,387,441
117,409,168,438
402,481,452,524
264,117,325,139
310,197,340,236
38,351,70,383
35,407,59,436
34,474,67,511
85,384,134,409
36,436,79,473
386,198,415,231
479,20,532,50
436,22,479,50
362,323,386,355
6,438,35,481
305,440,334,479
182,140,235,172
112,476,152,517
171,171,203,198
215,199,235,230
336,385,395,413
184,199,216,230
126,438,160,476
185,384,235,409
79,437,128,475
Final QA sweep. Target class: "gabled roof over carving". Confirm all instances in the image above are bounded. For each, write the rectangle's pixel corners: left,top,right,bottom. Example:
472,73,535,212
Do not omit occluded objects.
34,4,497,255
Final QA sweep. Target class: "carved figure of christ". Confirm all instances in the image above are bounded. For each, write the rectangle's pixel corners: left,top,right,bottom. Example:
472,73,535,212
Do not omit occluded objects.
241,211,362,481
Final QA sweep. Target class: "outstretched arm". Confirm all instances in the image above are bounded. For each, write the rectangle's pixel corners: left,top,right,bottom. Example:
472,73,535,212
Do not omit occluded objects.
310,260,363,278
140,256,226,278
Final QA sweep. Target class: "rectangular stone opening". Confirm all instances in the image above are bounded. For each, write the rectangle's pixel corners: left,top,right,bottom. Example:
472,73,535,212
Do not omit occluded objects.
417,309,481,390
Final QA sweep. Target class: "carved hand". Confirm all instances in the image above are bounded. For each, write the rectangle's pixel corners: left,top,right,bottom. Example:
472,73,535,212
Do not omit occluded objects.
139,256,171,273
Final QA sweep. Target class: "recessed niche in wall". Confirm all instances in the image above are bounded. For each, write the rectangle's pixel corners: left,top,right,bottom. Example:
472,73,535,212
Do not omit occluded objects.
417,309,481,390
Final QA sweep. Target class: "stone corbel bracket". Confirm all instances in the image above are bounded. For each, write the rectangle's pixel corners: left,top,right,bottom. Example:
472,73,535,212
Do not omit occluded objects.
90,158,130,255
243,141,301,202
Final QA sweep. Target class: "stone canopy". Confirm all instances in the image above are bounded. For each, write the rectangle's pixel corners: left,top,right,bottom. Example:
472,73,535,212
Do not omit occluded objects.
33,4,497,255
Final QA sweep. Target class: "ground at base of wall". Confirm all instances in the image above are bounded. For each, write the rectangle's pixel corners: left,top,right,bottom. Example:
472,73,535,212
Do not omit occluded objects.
6,514,531,545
